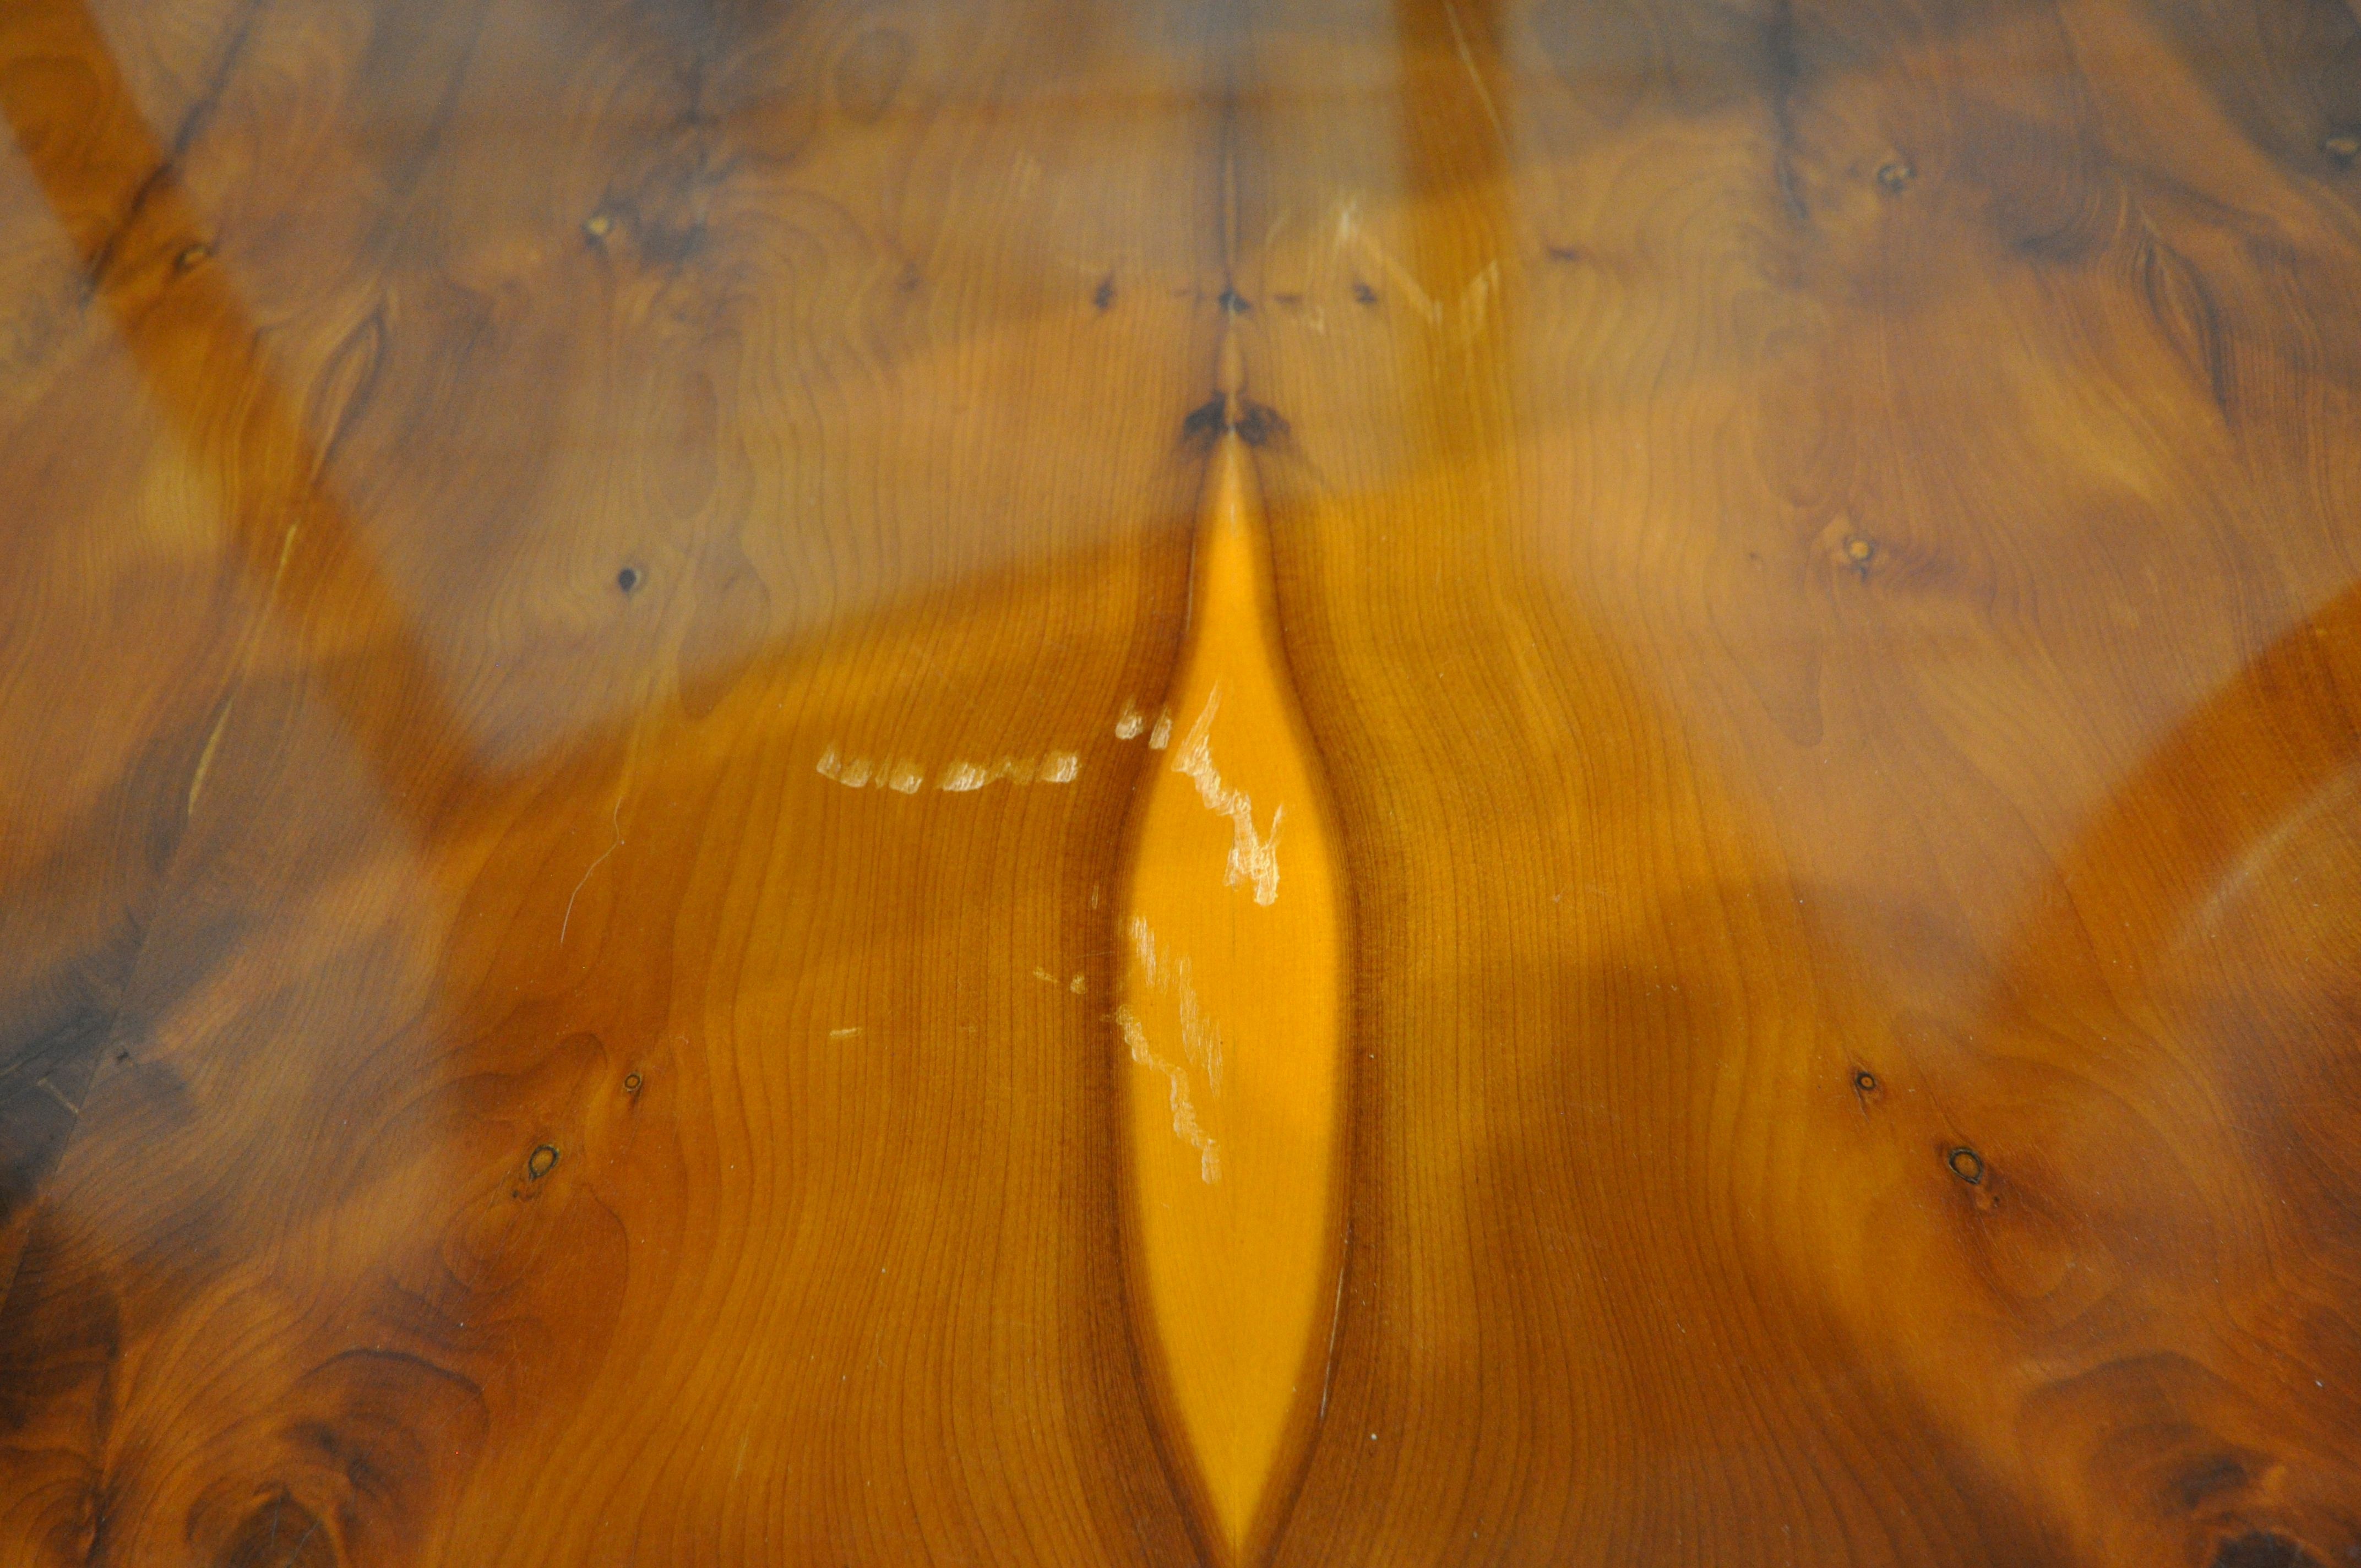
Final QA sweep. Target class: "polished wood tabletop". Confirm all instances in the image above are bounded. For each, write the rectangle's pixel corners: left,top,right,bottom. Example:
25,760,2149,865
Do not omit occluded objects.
4,0,2359,1562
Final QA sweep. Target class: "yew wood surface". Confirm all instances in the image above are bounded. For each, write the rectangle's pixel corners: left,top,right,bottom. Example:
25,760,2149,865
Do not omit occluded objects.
1114,341,1350,1564
2,0,2359,1564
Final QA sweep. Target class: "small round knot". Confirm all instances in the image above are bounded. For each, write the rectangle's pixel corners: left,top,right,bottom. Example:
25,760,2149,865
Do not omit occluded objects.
528,1145,560,1180
1946,1146,1985,1185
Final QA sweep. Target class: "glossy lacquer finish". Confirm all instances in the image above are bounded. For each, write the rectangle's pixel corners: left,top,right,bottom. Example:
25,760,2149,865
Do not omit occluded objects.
3,0,2360,1562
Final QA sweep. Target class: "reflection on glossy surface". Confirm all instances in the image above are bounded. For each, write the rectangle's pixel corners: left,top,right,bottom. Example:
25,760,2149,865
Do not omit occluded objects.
1117,333,1347,1558
2,0,2359,1561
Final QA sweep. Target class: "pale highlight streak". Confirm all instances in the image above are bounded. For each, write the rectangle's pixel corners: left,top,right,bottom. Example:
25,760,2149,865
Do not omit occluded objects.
821,748,1081,792
558,794,624,947
1336,199,1441,325
1118,1005,1219,1183
1172,686,1282,905
1440,0,1506,143
1129,914,1224,1095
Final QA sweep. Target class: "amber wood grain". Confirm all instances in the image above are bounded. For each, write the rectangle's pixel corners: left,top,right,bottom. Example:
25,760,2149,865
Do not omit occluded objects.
2,0,1224,1559
3,0,2359,1562
1117,332,1347,1561
1236,2,2361,1564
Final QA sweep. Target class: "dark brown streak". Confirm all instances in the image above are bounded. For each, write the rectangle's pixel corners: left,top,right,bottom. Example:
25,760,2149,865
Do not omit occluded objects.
1765,0,1810,226
364,0,501,218
2,0,492,822
2136,225,2235,420
77,0,272,289
0,0,496,1398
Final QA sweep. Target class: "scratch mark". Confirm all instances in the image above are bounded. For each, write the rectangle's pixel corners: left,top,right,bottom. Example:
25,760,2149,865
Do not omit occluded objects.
186,694,235,816
829,1026,862,1039
819,748,874,788
559,790,627,946
1316,1236,1348,1419
1337,202,1441,324
1147,708,1172,749
186,520,302,816
34,1077,81,1118
276,1516,324,1568
1460,258,1500,339
1129,915,1224,1093
1172,687,1282,904
1116,701,1147,739
1440,0,1506,144
1260,203,1294,254
1118,1004,1219,1183
826,747,1079,793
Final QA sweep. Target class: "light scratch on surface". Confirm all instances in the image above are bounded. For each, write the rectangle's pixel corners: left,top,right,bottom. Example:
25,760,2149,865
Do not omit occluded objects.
1147,708,1172,749
1264,205,1292,248
1460,258,1501,339
278,1517,324,1568
1172,686,1282,905
1316,1236,1348,1419
1117,1004,1218,1183
1440,0,1506,143
1116,702,1147,739
1337,200,1441,325
185,694,235,818
559,791,626,947
186,521,304,817
823,747,1080,793
819,748,874,788
1129,915,1224,1094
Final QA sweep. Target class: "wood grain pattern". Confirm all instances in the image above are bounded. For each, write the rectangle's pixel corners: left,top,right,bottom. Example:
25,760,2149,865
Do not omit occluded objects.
1117,331,1347,1560
2,0,2358,1562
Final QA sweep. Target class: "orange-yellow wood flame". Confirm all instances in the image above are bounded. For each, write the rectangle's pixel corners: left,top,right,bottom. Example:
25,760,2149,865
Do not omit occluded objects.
1117,341,1347,1559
